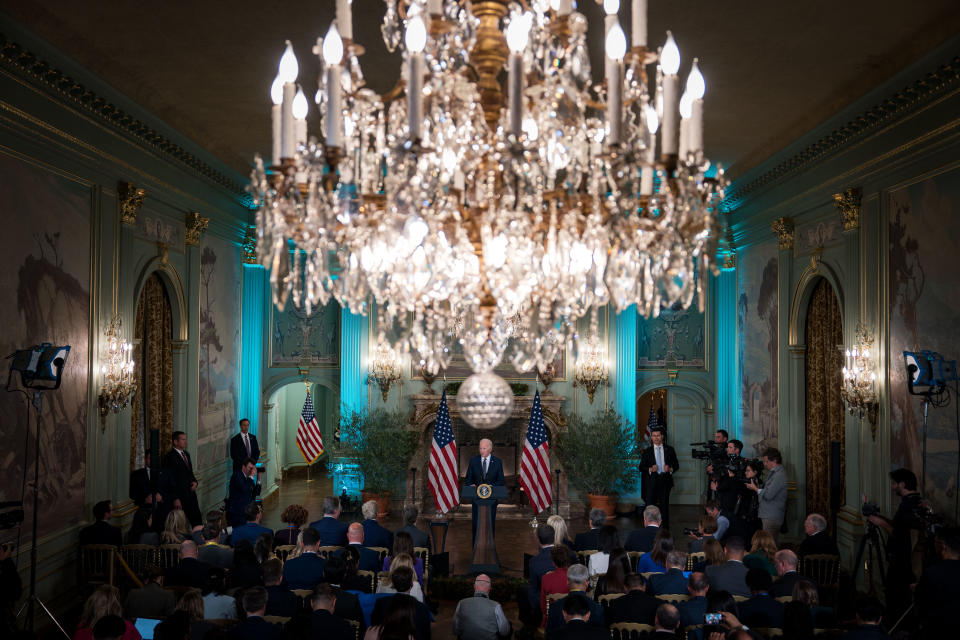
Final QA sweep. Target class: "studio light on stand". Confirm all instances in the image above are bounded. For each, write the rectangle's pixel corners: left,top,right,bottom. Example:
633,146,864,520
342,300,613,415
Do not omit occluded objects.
903,348,959,498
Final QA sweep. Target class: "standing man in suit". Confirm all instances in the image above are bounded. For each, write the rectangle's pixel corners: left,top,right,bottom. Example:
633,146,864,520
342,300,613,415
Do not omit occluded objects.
641,426,680,528
230,418,260,472
226,458,260,527
162,430,202,526
465,438,506,542
129,449,162,508
308,496,349,547
745,447,787,543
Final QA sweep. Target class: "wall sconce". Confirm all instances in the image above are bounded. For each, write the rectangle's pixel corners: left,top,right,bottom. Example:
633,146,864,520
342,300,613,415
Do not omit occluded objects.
98,315,137,428
368,341,402,401
573,333,609,404
840,323,878,431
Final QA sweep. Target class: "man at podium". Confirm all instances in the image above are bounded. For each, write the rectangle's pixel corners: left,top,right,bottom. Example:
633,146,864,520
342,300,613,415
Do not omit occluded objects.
465,438,505,542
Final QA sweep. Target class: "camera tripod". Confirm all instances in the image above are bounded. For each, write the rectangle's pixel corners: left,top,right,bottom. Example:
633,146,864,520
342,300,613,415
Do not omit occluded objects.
852,522,886,597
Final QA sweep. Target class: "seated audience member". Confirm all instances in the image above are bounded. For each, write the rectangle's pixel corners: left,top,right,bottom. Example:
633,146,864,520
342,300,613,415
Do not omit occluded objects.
395,505,430,549
227,586,281,640
793,577,834,628
782,600,816,640
340,545,372,593
637,529,674,574
625,505,662,553
308,496,349,547
606,573,659,626
452,574,512,640
540,545,571,625
738,567,785,628
73,586,139,640
174,589,213,640
229,540,263,590
743,529,778,576
650,603,682,638
677,572,710,629
705,536,750,597
546,593,608,640
704,590,740,638
275,503,309,547
588,525,620,576
649,550,688,595
91,615,128,640
197,522,233,570
545,564,605,632
916,526,960,636
162,509,192,545
367,593,419,640
346,522,382,572
796,513,840,562
702,538,725,570
522,523,556,624
254,532,276,564
594,547,630,598
262,558,299,618
165,540,211,588
202,568,237,620
309,583,354,640
193,510,228,546
377,553,425,602
124,565,175,620
360,500,394,549
381,531,424,584
127,508,159,546
770,549,804,598
371,567,432,640
79,501,122,548
547,515,575,551
283,527,326,590
231,503,271,547
322,554,365,629
845,597,891,640
688,514,719,553
152,613,189,640
574,508,607,551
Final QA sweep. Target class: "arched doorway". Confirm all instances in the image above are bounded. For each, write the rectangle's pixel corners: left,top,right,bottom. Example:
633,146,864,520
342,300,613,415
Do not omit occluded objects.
803,278,845,519
130,273,173,469
266,380,338,476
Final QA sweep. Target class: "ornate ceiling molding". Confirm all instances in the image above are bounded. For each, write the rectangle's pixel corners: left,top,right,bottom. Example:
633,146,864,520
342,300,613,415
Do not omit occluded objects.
722,54,960,213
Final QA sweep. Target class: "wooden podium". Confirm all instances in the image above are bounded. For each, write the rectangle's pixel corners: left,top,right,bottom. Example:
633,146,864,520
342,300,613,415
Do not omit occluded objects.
461,484,507,575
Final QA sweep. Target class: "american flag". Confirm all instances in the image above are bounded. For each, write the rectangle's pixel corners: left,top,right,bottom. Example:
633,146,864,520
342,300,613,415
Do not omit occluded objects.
296,389,324,463
520,389,552,514
428,389,459,513
644,403,659,443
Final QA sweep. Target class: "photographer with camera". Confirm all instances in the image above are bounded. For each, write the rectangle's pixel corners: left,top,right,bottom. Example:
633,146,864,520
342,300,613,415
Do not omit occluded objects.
865,468,924,620
709,440,746,513
743,448,786,544
737,459,763,537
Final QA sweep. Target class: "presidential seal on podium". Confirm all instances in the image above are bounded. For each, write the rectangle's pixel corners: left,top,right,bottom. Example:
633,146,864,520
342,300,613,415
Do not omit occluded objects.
476,483,493,499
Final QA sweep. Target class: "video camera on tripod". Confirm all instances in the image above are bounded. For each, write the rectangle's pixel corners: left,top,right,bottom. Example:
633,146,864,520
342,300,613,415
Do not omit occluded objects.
692,441,749,480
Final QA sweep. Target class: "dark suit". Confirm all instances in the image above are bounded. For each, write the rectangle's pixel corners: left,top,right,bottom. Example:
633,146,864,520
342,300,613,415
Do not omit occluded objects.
78,520,122,548
738,594,785,628
678,595,708,629
372,593,432,640
843,624,892,640
573,528,600,552
797,531,840,560
465,454,506,541
640,444,680,526
231,522,272,547
705,560,750,597
129,467,155,507
916,558,960,636
123,581,175,620
226,470,260,527
528,547,555,604
606,589,659,625
362,518,393,549
770,571,803,598
197,542,234,570
309,516,349,547
165,557,211,588
227,615,281,640
328,585,364,630
397,524,430,549
545,592,605,631
546,618,609,640
344,543,380,572
625,525,660,553
283,552,327,590
230,431,260,471
649,568,688,596
309,609,355,640
265,584,300,618
162,448,202,525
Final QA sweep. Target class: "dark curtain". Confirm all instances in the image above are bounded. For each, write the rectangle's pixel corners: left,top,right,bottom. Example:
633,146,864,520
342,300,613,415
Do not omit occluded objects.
130,273,174,468
804,278,845,519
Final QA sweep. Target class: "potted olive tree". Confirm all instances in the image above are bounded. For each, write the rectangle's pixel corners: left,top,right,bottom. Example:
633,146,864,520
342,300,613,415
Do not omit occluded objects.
555,407,639,519
339,408,421,519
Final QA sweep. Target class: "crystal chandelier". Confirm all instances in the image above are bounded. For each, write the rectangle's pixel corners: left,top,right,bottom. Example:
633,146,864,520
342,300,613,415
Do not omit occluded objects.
368,340,404,401
98,315,136,427
840,324,878,425
250,0,726,384
573,332,609,403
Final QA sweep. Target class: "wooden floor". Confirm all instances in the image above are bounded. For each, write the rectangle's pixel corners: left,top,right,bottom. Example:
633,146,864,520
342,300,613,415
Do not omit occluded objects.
261,473,701,639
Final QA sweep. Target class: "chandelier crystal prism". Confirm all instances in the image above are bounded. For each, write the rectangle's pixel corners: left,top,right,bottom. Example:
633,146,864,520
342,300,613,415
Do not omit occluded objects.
249,0,727,377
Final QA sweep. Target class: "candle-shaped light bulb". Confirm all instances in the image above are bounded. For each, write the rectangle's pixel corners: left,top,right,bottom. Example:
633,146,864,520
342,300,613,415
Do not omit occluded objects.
646,104,659,134
846,349,851,358
405,14,427,53
605,20,627,145
686,59,705,100
278,41,299,83
406,14,427,140
336,0,353,41
270,74,283,106
660,32,680,75
605,21,627,61
679,92,693,119
323,23,344,65
506,13,529,138
632,0,648,48
292,87,308,119
604,0,620,15
506,13,530,53
863,348,870,359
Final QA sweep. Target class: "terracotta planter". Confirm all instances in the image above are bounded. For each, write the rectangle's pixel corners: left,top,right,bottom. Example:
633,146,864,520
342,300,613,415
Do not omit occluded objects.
587,493,617,520
361,489,391,521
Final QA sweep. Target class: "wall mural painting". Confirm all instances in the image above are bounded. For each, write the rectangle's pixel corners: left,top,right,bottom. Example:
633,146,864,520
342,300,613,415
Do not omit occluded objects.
271,299,340,367
738,241,779,456
197,235,241,470
889,170,960,517
637,288,706,369
0,154,89,540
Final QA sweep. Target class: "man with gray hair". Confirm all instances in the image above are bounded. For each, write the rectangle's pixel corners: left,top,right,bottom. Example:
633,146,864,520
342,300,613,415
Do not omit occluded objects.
308,496,348,546
625,504,661,552
797,512,839,561
396,505,430,548
545,563,605,631
573,508,608,551
361,499,394,549
452,574,511,639
771,549,804,598
650,551,689,595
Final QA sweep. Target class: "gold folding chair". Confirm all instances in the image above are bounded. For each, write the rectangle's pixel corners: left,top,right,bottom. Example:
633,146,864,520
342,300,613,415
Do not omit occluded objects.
598,592,625,618
275,544,297,563
610,622,655,640
263,615,290,625
686,551,706,571
802,554,841,605
317,545,343,560
81,544,118,588
356,569,376,593
368,546,389,565
627,551,646,571
121,544,159,579
656,594,689,603
413,546,430,583
158,543,182,570
751,629,783,638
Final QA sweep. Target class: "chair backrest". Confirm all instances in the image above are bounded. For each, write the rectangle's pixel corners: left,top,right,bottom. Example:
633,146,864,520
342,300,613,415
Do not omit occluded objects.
368,546,389,565
81,544,118,587
263,615,290,625
641,571,663,580
598,592,625,616
356,569,376,593
751,629,783,637
413,546,430,583
376,570,392,588
775,595,793,603
733,595,749,602
275,544,297,563
317,545,343,559
610,622,655,640
802,554,841,588
656,594,690,603
158,544,182,569
121,544,159,579
348,618,360,640
545,592,565,620
684,624,704,640
686,551,706,571
577,549,599,567
626,551,646,571
207,619,238,628
292,588,313,600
